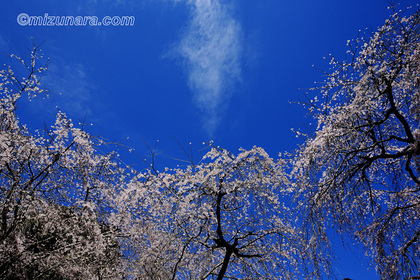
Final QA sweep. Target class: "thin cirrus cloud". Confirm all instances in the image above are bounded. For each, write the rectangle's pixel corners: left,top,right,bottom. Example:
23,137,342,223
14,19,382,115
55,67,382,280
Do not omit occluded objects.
41,58,98,119
169,0,243,136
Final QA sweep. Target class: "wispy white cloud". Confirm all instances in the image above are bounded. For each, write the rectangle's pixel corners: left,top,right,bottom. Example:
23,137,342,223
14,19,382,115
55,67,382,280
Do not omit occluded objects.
42,57,98,119
169,0,242,135
0,34,11,53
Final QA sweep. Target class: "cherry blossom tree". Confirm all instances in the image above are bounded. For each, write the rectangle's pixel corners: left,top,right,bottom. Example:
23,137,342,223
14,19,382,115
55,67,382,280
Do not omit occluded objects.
292,5,420,279
115,143,324,279
0,43,124,279
1,43,315,280
0,42,344,279
1,203,121,279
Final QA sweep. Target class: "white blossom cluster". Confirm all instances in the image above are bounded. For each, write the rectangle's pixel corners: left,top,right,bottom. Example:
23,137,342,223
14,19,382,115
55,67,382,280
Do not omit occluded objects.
292,5,420,279
0,44,124,279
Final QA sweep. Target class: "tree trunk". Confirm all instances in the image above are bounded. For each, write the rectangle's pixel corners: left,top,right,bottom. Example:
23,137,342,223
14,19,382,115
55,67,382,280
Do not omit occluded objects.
217,248,233,280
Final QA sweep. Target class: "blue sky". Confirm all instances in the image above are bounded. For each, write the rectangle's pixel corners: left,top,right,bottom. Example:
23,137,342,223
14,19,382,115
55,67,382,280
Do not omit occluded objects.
0,0,416,278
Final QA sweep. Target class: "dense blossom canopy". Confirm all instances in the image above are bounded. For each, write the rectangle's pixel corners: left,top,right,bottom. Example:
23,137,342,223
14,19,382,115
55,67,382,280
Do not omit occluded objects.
292,5,420,279
0,44,123,279
113,145,316,279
